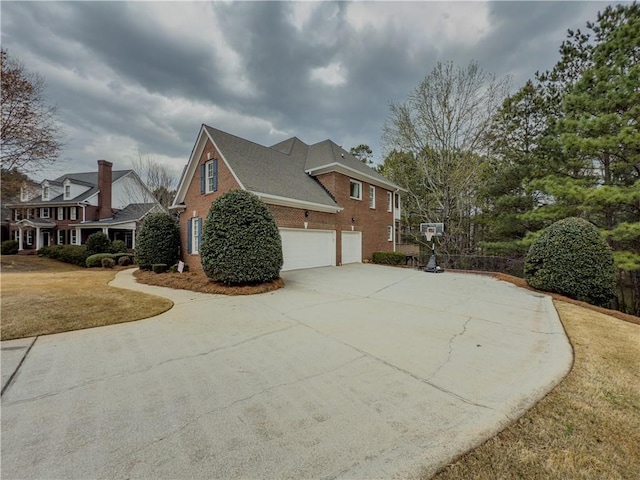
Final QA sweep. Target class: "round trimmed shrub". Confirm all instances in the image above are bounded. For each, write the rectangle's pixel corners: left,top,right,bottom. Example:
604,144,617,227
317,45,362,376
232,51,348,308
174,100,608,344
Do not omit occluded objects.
118,255,132,267
524,217,617,307
101,257,115,269
110,240,127,254
86,232,112,256
200,190,283,284
1,240,19,255
86,253,116,268
135,212,180,267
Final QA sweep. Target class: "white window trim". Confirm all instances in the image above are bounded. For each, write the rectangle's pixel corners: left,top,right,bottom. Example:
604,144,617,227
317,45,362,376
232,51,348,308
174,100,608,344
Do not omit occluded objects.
57,207,64,220
387,191,393,212
20,187,28,202
387,226,393,242
43,185,49,200
26,230,33,245
192,217,201,254
349,180,362,200
70,207,77,220
41,207,50,219
70,230,77,245
57,230,64,244
14,210,20,221
369,185,376,209
64,183,71,200
205,160,216,193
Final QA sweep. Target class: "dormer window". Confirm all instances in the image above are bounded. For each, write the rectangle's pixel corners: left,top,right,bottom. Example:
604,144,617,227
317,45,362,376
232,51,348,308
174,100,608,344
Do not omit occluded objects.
20,186,28,202
64,180,71,199
42,183,50,201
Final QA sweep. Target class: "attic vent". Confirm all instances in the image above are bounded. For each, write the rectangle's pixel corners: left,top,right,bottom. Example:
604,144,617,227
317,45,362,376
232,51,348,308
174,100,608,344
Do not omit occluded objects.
207,152,212,160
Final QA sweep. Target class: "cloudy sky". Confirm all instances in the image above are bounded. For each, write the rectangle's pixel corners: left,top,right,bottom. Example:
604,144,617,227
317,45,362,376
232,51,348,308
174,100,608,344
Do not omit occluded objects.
2,0,621,183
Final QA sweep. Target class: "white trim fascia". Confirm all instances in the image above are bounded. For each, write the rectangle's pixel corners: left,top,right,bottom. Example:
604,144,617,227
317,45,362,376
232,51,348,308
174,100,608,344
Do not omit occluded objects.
205,130,245,190
252,191,342,213
171,126,246,207
71,220,137,228
306,163,406,192
172,126,208,206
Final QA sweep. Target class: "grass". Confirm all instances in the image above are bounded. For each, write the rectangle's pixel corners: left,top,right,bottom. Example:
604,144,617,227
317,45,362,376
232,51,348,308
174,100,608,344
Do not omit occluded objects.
134,269,284,295
0,256,173,341
430,300,640,479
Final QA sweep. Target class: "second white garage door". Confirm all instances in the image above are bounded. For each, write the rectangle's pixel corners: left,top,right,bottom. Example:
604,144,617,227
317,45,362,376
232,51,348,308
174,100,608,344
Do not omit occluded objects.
279,228,336,271
341,231,362,264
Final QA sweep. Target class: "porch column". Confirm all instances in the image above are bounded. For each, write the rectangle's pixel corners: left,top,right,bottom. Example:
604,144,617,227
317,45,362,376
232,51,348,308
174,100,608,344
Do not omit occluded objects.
35,227,41,250
102,227,109,235
75,227,81,245
131,229,136,249
18,227,23,251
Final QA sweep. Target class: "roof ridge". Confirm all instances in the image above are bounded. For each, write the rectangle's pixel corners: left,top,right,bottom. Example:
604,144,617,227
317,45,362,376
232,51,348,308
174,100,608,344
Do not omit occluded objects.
204,124,273,152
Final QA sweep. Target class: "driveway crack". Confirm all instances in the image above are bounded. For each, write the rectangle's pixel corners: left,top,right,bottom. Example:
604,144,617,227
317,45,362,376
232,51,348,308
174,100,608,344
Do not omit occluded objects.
429,317,472,381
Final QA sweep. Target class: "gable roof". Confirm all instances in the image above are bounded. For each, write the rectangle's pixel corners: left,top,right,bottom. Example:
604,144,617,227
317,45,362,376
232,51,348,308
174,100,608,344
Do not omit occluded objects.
305,140,402,190
19,170,133,204
203,126,339,210
75,203,161,226
173,124,402,211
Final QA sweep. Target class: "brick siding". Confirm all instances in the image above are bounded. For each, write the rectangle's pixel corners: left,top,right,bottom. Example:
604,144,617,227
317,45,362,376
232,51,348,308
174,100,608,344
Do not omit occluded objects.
180,141,396,271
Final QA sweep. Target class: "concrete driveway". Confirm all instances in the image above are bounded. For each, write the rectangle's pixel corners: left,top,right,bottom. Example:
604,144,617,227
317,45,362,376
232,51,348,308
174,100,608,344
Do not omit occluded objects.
1,264,572,479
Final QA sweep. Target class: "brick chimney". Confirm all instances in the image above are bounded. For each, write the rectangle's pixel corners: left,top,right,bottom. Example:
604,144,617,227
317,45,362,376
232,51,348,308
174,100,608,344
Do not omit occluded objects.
97,160,113,219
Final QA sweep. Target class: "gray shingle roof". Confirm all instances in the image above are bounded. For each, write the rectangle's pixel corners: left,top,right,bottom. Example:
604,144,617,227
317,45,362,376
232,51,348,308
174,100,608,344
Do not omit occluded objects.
305,140,401,188
23,170,132,204
203,125,401,207
204,126,339,208
78,203,159,226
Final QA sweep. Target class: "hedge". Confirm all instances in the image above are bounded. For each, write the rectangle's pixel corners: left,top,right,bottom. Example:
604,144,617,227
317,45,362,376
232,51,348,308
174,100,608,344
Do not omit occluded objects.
38,245,89,267
86,253,117,268
372,251,406,265
1,240,19,255
152,263,168,273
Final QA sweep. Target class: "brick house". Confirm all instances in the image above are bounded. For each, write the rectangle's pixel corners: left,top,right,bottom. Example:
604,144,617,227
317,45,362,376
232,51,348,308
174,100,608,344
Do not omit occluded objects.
6,160,164,252
171,125,403,271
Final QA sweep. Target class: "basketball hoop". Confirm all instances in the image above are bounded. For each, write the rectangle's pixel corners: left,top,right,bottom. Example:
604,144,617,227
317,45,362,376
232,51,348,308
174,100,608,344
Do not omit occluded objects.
425,227,436,242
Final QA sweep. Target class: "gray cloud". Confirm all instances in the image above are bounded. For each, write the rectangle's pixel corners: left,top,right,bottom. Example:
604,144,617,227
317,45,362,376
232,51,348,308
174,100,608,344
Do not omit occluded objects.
0,1,622,181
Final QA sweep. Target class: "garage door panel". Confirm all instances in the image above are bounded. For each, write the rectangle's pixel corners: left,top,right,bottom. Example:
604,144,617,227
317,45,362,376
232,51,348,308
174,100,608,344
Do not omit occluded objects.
280,229,335,271
341,231,362,264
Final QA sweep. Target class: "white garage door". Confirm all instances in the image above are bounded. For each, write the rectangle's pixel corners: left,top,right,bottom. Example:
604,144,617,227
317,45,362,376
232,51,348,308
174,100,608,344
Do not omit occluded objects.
341,231,362,265
279,228,336,271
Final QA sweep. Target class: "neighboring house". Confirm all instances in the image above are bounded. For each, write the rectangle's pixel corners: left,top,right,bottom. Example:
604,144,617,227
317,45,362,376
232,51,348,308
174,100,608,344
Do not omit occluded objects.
7,160,164,252
171,124,403,271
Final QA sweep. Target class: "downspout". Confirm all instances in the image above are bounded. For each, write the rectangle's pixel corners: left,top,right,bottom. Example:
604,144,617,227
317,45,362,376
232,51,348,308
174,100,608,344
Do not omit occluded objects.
392,188,400,253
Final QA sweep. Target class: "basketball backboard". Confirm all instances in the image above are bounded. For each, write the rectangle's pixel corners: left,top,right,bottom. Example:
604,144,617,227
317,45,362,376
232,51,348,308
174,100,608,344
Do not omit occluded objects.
419,222,444,237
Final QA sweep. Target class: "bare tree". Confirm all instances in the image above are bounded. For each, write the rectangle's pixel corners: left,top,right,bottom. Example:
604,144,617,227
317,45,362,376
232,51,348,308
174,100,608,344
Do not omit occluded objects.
129,153,177,208
1,49,64,174
382,61,510,255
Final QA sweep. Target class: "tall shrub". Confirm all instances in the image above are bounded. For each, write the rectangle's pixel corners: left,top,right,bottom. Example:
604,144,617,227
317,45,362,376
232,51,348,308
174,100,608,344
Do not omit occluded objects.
135,212,180,267
200,190,283,284
524,217,617,307
85,232,111,256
